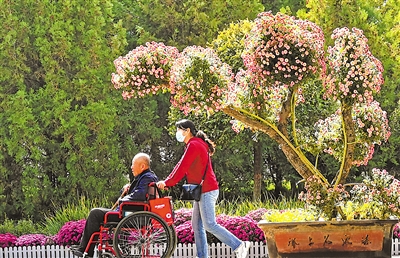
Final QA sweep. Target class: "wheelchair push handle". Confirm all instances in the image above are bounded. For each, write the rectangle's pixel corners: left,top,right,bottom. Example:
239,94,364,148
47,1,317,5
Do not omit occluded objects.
112,182,169,210
149,181,169,190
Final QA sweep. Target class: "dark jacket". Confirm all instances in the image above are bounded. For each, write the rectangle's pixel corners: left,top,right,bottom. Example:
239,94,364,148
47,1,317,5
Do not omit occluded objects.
120,169,158,202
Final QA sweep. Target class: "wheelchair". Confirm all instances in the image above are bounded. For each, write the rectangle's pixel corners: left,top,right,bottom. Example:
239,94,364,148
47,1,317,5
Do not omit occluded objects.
83,182,177,258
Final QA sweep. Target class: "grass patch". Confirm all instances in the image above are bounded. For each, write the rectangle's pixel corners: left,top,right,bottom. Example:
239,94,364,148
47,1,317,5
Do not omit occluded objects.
0,218,39,235
39,195,110,235
173,196,304,216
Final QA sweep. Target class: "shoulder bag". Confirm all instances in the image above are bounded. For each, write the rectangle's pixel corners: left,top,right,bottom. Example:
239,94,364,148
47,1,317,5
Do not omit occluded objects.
180,154,210,202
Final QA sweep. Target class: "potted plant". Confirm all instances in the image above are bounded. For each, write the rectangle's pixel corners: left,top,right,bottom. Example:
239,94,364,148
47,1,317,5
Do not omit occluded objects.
111,11,398,258
261,168,400,258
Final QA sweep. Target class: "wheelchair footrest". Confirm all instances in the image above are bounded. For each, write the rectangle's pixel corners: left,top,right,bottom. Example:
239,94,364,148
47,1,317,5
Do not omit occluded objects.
103,222,119,228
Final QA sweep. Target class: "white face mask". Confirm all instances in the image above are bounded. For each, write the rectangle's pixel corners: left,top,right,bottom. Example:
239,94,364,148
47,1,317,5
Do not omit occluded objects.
176,130,185,142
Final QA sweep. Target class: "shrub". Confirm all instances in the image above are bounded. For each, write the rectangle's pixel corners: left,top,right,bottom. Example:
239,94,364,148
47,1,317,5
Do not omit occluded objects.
263,208,317,222
174,210,265,244
0,218,38,236
0,233,17,248
174,208,192,226
244,208,268,222
15,234,51,246
0,219,16,234
217,215,265,242
53,219,86,246
175,221,194,244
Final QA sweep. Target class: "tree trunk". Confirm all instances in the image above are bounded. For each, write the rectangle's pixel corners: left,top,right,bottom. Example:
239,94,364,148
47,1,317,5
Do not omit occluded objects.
222,106,316,181
253,140,262,201
337,103,355,184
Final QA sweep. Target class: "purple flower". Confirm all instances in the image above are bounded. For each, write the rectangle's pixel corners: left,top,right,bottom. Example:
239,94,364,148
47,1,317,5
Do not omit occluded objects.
15,234,50,246
173,208,193,227
173,210,265,244
53,219,86,246
0,233,17,248
217,214,265,242
245,208,268,222
175,221,195,244
393,223,400,239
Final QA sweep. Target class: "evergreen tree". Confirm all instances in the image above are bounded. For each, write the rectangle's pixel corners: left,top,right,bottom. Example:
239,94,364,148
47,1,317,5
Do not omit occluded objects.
0,0,127,221
124,0,264,50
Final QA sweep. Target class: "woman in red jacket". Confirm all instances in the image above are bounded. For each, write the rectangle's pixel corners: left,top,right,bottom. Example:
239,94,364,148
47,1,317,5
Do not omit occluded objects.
157,119,251,258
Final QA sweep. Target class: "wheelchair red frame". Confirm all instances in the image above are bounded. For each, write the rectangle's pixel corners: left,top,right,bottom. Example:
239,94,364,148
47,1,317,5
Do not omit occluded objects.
83,183,176,258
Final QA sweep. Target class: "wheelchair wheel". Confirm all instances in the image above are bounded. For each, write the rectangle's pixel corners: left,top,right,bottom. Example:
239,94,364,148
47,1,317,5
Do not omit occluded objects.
113,211,173,258
167,225,177,257
99,252,116,258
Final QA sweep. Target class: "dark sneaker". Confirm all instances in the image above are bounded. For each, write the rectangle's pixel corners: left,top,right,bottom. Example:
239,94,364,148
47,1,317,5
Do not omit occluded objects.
70,248,84,257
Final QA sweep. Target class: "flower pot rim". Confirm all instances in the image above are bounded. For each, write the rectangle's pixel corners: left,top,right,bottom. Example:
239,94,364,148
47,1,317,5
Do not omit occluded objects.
258,218,399,227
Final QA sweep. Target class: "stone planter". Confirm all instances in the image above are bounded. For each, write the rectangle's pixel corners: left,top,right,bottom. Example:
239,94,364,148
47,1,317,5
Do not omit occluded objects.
258,219,398,258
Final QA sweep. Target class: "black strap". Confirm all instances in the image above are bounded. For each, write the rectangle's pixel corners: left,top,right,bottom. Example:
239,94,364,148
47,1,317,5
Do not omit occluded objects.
199,154,210,186
184,153,210,186
147,183,162,200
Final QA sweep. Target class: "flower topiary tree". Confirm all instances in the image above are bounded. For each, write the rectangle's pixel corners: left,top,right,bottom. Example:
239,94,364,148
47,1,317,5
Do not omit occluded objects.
112,12,392,220
111,42,180,99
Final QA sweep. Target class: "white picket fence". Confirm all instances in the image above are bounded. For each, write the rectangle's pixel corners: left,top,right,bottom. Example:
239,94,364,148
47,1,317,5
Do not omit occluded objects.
0,242,267,258
393,238,400,257
3,239,400,258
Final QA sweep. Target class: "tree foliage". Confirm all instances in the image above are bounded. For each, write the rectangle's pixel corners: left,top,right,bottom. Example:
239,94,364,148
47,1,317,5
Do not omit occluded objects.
125,0,264,50
0,0,128,221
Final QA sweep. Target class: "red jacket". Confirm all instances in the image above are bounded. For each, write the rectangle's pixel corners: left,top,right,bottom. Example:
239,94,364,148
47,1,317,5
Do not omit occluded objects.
164,137,219,193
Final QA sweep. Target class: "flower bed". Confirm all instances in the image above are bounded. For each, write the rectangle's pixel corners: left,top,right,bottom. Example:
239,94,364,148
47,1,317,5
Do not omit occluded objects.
1,206,399,250
0,208,265,248
0,233,50,248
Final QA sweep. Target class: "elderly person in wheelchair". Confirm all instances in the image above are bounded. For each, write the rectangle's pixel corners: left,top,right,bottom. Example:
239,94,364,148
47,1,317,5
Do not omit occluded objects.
71,152,158,258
